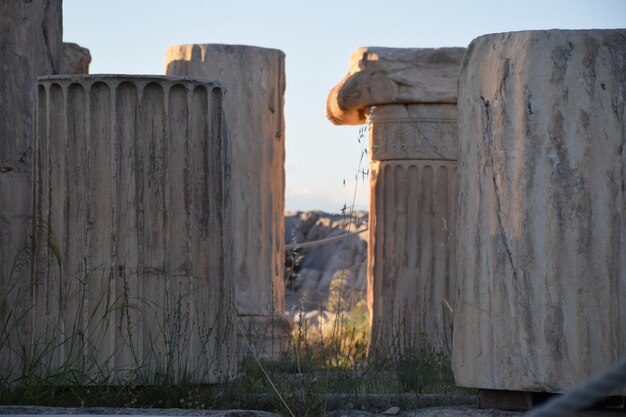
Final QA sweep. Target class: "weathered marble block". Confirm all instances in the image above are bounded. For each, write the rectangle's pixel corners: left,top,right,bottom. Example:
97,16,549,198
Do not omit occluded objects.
453,29,626,393
165,44,288,358
328,48,464,356
61,42,91,74
327,47,466,125
33,75,235,384
0,0,62,379
368,105,459,355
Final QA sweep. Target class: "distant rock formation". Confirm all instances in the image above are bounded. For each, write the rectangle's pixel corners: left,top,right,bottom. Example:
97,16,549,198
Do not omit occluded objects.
284,211,368,324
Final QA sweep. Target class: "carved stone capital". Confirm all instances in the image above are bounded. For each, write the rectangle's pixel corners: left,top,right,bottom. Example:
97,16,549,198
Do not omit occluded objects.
370,104,457,161
327,47,465,125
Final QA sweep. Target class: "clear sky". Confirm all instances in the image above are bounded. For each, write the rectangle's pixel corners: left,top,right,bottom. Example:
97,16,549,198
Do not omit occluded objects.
63,0,626,212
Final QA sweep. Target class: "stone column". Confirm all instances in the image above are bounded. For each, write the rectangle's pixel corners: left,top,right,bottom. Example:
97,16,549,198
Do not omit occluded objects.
453,29,626,396
165,44,288,358
33,75,235,384
327,47,465,355
0,0,63,379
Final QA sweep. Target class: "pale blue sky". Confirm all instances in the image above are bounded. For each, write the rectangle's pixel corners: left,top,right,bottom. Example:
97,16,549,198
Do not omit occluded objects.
63,0,626,212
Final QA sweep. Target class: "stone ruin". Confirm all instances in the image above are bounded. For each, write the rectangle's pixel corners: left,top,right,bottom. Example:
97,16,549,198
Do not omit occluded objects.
1,1,237,384
327,47,465,356
327,30,625,406
165,44,289,359
1,0,626,409
453,29,626,401
32,75,235,383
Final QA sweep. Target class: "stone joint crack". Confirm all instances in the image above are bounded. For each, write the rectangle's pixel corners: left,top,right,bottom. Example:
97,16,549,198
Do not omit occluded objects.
480,96,518,281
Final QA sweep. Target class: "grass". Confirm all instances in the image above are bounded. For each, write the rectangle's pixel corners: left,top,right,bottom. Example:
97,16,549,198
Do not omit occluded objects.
0,221,469,415
0,108,473,414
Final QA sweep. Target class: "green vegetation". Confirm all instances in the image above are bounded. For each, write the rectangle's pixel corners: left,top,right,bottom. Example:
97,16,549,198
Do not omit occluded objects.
0,113,471,415
1,242,466,415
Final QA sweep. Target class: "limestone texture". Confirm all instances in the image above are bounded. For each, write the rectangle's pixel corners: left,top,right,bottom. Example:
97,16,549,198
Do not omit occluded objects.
0,0,63,379
327,47,465,125
366,105,459,356
369,104,458,161
453,29,626,393
32,75,235,384
369,158,458,355
165,44,287,358
61,42,91,74
328,48,463,357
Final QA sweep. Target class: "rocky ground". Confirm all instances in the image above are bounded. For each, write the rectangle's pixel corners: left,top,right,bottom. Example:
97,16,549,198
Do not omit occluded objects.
1,405,621,416
283,210,368,328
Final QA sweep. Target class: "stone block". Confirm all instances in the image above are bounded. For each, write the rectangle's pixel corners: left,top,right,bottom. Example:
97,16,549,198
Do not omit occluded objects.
327,47,465,125
32,75,235,384
61,42,91,74
165,44,288,358
0,0,63,379
453,29,626,393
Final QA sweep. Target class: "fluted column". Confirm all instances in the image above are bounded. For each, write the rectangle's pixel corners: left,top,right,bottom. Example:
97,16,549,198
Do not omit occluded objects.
165,44,288,358
368,105,458,355
33,75,235,384
327,47,465,356
454,29,626,394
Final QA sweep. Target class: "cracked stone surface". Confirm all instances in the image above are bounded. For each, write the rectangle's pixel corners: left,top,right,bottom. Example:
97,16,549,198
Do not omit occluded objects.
326,47,465,125
0,0,63,377
454,29,626,393
165,45,288,359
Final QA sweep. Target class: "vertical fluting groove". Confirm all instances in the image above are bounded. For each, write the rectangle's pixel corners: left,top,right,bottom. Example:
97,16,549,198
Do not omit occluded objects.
140,81,166,372
161,84,172,374
134,83,145,365
35,83,50,347
370,160,457,354
190,84,209,363
378,165,389,333
68,82,87,363
61,83,71,362
406,165,419,321
367,162,380,334
128,81,142,367
49,83,65,365
166,83,187,376
90,81,113,367
413,163,424,329
161,84,172,373
434,165,448,346
165,46,287,360
184,85,195,359
108,82,118,372
43,83,52,338
210,86,226,362
80,81,89,366
34,76,233,384
83,81,93,366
